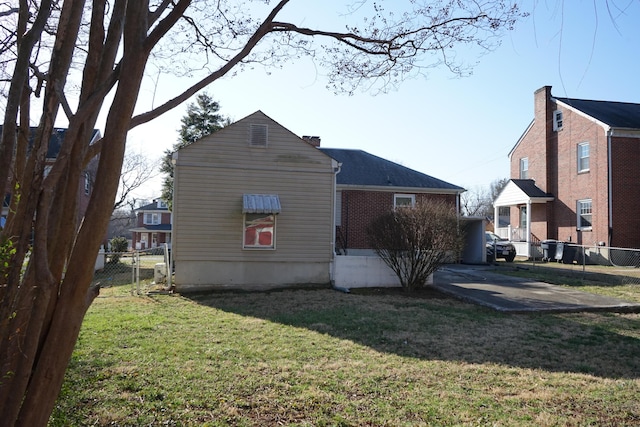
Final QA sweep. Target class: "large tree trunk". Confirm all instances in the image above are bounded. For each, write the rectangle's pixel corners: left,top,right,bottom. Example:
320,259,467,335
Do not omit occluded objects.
0,1,151,424
16,6,151,422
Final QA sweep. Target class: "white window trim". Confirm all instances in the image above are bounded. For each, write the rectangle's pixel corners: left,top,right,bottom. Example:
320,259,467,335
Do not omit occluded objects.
577,199,592,231
519,157,528,179
577,142,590,173
553,110,563,131
242,213,276,250
143,212,161,225
394,194,415,208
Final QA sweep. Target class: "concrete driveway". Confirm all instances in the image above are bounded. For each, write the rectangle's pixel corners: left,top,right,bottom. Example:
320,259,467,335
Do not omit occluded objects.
433,264,640,313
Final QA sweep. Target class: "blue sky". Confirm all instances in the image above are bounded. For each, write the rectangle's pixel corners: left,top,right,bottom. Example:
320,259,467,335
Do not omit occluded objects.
124,0,640,200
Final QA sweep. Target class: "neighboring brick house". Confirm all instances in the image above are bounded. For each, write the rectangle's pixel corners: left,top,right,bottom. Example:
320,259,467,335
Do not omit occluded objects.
317,145,465,255
130,199,172,250
495,85,640,254
1,127,100,230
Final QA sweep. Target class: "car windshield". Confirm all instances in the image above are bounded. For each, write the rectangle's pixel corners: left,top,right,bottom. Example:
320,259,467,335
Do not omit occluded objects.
486,232,507,242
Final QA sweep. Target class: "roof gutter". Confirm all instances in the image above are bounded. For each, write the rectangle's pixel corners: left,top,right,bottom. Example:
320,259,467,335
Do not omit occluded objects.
607,127,613,246
335,184,464,195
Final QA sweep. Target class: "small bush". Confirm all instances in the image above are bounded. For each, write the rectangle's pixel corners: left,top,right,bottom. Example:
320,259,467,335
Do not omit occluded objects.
367,200,465,291
108,236,129,264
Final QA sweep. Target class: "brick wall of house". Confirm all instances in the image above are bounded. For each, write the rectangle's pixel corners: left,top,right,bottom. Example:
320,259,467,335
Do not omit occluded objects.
338,190,457,250
132,207,172,250
508,87,633,247
136,210,171,227
509,87,554,240
551,104,609,246
610,136,640,248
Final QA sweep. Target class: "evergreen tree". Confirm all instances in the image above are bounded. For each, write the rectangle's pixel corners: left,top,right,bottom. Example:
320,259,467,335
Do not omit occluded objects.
161,93,229,208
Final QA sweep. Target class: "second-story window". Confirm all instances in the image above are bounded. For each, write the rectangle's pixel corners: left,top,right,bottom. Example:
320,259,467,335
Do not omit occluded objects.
577,142,590,173
144,213,160,225
553,110,563,131
519,158,528,179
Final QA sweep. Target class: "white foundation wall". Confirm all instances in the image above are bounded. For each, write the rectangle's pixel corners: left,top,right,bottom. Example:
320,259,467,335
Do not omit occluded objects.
332,255,433,289
175,260,331,292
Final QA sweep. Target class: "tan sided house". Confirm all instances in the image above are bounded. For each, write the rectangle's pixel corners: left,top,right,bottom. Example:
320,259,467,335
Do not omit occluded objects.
171,111,339,291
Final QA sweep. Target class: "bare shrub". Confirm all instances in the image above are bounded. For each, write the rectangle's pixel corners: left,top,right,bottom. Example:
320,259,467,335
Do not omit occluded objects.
367,200,465,291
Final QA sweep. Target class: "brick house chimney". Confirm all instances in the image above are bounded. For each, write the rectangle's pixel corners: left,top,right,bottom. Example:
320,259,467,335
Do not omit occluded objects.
302,135,321,147
534,85,553,124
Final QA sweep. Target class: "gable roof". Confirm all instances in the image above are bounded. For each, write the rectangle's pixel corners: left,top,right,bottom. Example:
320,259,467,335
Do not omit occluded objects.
494,179,554,207
319,148,464,193
45,128,101,158
0,126,101,159
510,179,553,198
555,97,640,129
136,200,169,212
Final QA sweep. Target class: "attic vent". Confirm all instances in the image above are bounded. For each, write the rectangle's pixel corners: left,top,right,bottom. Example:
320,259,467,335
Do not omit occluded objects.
250,124,268,147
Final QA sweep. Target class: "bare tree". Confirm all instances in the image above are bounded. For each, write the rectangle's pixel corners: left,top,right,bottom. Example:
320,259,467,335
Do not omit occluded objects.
460,185,491,217
460,177,510,217
367,200,465,291
113,151,159,211
0,1,522,424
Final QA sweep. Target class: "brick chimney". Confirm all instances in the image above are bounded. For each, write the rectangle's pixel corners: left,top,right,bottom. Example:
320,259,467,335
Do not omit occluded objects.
534,86,553,130
302,135,321,147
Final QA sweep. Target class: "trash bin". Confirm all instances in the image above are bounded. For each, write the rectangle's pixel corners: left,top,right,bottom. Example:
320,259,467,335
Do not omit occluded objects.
541,240,557,261
561,243,577,264
554,242,564,261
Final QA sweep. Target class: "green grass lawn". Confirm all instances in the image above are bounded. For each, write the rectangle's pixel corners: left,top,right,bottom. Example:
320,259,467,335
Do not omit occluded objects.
52,283,640,426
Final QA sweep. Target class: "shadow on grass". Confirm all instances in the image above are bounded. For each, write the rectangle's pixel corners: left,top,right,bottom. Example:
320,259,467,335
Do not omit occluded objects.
186,285,640,380
510,261,640,287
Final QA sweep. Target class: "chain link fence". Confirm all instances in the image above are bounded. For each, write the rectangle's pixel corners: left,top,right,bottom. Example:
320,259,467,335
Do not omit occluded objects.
525,242,640,287
92,244,172,295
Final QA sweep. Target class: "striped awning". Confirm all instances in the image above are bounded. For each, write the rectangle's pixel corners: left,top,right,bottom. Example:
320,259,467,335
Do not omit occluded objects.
242,194,281,214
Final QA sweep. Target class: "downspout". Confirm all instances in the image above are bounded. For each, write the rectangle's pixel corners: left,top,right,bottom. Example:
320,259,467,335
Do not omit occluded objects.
607,128,613,246
526,200,532,258
330,161,341,286
168,151,179,290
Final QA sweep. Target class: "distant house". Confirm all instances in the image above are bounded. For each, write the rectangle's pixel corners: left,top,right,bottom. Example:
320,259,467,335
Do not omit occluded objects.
130,199,172,250
317,146,465,255
1,127,101,229
171,111,339,291
495,85,640,256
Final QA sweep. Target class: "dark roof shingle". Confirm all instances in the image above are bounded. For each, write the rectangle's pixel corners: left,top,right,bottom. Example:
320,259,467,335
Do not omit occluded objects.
511,179,553,198
319,148,463,192
555,97,640,129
